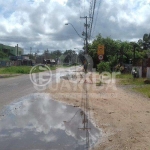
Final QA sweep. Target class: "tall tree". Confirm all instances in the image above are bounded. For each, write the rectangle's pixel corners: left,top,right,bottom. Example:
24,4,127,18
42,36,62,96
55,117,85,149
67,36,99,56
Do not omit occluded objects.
143,33,150,50
0,50,7,59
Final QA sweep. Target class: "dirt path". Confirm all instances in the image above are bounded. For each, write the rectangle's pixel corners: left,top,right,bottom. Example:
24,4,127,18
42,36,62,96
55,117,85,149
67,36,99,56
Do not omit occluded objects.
45,72,150,150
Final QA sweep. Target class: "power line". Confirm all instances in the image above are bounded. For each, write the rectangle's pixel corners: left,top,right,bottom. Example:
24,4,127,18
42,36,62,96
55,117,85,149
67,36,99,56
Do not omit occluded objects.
79,0,82,33
89,0,97,40
80,0,85,37
92,0,102,37
88,0,94,40
89,0,94,21
84,0,85,16
65,23,84,39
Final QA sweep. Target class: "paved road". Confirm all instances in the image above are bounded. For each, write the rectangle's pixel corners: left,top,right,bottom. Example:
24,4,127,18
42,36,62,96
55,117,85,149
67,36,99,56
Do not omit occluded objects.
0,66,79,112
0,74,37,111
0,70,58,112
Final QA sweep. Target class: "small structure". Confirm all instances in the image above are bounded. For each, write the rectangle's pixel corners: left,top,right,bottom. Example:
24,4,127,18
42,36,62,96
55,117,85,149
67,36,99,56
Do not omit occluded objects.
9,55,32,66
43,59,56,66
132,58,150,78
131,66,142,78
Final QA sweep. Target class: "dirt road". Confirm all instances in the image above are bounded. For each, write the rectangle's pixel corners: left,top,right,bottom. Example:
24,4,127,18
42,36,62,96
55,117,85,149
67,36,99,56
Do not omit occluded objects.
45,72,150,150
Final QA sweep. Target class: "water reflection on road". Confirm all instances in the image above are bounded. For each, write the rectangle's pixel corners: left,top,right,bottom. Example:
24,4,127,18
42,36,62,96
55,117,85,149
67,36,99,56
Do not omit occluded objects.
0,93,101,150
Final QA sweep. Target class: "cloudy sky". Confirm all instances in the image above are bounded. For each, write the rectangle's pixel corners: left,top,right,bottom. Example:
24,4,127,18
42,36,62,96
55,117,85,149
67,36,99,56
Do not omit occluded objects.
0,0,150,54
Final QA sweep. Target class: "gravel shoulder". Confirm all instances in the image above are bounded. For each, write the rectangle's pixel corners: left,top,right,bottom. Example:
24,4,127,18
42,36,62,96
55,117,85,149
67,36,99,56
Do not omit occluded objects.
45,72,150,150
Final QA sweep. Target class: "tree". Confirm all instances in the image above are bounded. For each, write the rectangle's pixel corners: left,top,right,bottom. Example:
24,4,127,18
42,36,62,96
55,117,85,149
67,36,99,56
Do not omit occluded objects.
88,35,129,68
87,33,150,71
0,50,7,59
28,54,35,59
50,50,62,58
143,33,150,50
108,55,118,69
63,50,77,64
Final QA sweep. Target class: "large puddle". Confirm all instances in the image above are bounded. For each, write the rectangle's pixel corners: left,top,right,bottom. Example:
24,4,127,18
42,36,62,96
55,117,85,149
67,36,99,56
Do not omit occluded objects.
0,93,101,150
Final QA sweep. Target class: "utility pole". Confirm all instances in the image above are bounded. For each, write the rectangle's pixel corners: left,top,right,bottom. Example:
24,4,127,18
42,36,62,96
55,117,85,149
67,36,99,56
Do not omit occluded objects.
17,44,18,56
80,16,92,150
80,16,91,54
30,47,32,55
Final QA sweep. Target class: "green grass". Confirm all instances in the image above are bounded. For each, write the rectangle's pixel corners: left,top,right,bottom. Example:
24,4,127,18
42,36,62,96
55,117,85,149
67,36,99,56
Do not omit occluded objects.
118,73,150,98
48,66,56,71
117,73,146,85
116,73,133,79
0,66,32,74
0,65,56,74
120,77,146,85
133,85,150,98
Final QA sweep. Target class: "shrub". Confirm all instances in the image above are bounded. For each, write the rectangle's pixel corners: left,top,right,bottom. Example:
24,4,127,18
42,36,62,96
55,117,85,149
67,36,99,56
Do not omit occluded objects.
97,61,111,73
144,79,150,84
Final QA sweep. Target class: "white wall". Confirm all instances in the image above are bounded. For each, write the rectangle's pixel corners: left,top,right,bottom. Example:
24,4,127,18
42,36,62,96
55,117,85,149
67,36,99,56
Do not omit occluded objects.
147,67,150,79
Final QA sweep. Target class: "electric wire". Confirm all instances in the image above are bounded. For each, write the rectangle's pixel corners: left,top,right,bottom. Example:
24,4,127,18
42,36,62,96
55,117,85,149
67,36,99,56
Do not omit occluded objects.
89,0,97,40
88,0,94,40
79,0,82,36
78,0,85,44
92,0,102,37
67,23,84,39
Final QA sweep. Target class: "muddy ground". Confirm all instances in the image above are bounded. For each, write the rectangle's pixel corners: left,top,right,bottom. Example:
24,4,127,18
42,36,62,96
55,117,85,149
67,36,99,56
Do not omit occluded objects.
45,71,150,150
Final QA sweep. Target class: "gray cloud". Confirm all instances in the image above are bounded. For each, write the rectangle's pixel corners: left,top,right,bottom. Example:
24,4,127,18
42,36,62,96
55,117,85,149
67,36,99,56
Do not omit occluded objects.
92,0,150,41
0,0,150,53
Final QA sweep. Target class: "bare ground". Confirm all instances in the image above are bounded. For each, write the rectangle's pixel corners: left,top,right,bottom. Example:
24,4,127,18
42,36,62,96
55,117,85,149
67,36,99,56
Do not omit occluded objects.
45,72,150,150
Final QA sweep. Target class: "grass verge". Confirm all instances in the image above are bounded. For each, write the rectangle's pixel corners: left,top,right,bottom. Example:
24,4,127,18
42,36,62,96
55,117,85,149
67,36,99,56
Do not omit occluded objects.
118,73,150,98
133,85,150,98
0,65,56,74
117,73,145,85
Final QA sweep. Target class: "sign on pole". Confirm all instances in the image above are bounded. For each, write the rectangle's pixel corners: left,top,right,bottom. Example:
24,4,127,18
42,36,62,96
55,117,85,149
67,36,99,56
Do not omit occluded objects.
97,45,104,55
98,55,103,60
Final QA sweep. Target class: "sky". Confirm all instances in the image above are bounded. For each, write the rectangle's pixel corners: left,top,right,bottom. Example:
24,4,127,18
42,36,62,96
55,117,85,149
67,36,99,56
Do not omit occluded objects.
0,0,150,54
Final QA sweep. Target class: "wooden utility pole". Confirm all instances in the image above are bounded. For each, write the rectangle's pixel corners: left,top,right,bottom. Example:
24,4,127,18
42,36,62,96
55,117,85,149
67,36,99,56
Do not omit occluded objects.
80,16,91,54
80,16,92,149
30,47,32,55
17,44,18,56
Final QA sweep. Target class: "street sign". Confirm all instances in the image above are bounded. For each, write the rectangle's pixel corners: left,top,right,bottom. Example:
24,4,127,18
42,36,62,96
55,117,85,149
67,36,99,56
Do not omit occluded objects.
97,45,104,55
98,55,103,60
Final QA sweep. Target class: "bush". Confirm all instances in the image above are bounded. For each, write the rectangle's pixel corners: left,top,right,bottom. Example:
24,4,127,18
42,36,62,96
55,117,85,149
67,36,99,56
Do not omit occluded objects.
144,79,150,84
97,61,111,73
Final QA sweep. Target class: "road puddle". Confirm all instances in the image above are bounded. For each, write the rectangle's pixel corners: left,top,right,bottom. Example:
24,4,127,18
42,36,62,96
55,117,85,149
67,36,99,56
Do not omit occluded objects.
0,93,101,150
